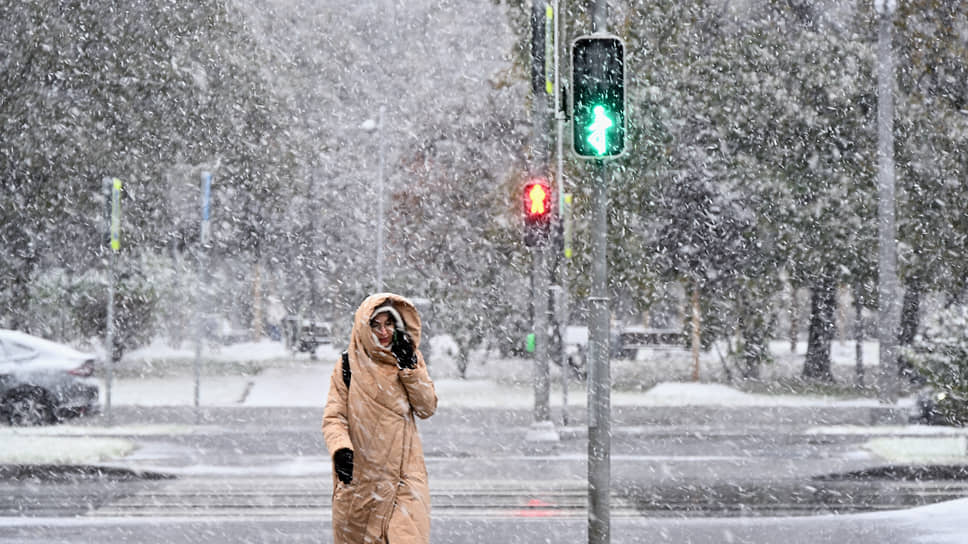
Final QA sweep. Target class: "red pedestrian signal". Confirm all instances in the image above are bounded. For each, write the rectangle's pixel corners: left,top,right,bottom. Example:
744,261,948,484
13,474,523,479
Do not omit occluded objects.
525,182,550,219
523,179,552,246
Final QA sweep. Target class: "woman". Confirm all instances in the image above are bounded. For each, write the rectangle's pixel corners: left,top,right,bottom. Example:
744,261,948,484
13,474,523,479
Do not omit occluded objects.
322,293,437,544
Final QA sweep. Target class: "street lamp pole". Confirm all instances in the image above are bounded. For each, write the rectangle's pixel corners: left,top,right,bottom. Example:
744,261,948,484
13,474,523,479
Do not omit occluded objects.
376,105,386,292
875,0,900,401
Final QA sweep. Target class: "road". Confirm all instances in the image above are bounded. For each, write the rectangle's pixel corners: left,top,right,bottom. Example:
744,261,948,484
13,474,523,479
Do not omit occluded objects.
1,404,966,543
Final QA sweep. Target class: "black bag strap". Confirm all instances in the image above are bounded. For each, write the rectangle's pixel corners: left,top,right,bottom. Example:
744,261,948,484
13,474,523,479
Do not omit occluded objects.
341,350,351,388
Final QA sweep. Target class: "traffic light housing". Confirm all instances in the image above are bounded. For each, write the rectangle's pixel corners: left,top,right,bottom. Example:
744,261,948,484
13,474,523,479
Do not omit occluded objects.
571,34,626,158
523,178,552,246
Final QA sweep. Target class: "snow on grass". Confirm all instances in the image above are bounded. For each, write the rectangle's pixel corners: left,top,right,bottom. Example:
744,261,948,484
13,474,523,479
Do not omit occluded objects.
99,363,894,409
434,378,534,409
91,336,902,409
9,424,208,437
630,382,880,407
864,436,968,464
242,366,329,406
0,423,212,465
430,379,885,410
805,425,968,436
122,338,340,365
124,338,286,362
0,432,134,465
100,376,251,406
893,497,968,544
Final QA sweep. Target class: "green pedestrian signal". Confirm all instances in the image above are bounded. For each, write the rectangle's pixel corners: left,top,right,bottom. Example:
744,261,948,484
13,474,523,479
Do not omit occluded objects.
571,34,626,158
587,105,614,155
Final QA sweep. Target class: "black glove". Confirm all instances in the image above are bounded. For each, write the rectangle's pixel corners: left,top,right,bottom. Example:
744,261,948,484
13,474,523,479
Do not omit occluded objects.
333,448,353,484
391,329,418,369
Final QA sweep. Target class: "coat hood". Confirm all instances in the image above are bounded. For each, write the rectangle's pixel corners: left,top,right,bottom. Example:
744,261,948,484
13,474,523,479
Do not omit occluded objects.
346,293,426,416
352,293,422,362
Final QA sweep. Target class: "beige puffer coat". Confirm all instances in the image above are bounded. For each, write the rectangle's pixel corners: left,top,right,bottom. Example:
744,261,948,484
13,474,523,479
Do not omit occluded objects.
322,293,437,544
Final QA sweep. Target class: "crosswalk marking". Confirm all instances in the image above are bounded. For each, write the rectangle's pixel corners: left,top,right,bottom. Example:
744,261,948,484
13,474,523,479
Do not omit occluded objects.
89,476,641,520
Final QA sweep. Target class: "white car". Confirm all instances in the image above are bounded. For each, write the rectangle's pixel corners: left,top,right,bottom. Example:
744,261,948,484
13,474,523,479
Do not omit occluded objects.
0,330,100,425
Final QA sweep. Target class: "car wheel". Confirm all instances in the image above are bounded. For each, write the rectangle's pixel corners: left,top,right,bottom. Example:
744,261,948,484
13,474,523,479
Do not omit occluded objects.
5,387,55,426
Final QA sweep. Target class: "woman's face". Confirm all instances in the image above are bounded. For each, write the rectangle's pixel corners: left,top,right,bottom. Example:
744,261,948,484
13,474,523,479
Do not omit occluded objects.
370,313,395,347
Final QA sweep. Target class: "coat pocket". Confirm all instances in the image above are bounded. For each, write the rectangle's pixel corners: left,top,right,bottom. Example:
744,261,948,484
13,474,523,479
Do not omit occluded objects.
332,481,362,541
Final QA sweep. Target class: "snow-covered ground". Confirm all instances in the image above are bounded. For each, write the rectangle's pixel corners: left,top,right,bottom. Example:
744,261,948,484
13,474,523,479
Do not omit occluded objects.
876,498,968,544
4,337,968,542
0,424,208,465
0,434,133,465
78,366,968,474
99,366,891,409
102,335,892,410
89,335,968,477
123,338,327,365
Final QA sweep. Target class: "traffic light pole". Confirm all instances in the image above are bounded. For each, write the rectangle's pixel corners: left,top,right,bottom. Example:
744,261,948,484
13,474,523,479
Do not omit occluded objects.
102,177,121,427
552,0,570,427
376,106,386,292
588,160,610,544
526,0,557,442
587,7,610,544
104,234,116,426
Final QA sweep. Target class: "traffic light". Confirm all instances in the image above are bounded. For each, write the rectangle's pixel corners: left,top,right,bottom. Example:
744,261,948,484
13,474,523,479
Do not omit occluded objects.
571,34,626,158
102,177,122,251
523,178,552,246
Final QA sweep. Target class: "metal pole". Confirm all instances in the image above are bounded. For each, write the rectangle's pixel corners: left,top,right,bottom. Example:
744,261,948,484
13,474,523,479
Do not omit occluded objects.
533,248,551,422
102,177,118,426
376,105,386,292
588,161,610,544
593,0,607,33
309,167,320,360
526,0,557,442
855,283,864,387
193,248,203,419
529,245,555,440
105,249,115,425
553,0,570,427
194,171,212,421
554,284,568,425
875,0,899,401
691,283,701,382
587,6,610,544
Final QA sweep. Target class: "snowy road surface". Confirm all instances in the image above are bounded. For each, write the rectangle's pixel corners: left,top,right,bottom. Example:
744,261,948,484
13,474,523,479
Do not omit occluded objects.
0,496,965,543
1,344,967,544
2,401,967,543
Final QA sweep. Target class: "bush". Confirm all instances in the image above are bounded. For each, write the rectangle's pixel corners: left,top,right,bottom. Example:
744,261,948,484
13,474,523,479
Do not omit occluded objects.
70,267,159,361
26,268,78,341
906,304,968,426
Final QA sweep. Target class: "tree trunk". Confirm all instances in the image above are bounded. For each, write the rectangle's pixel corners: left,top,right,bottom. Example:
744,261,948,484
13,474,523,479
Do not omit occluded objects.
837,284,849,342
789,283,799,353
251,259,264,341
740,310,768,380
456,350,468,379
8,274,32,331
803,274,836,381
691,283,701,382
898,274,922,381
854,283,865,387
